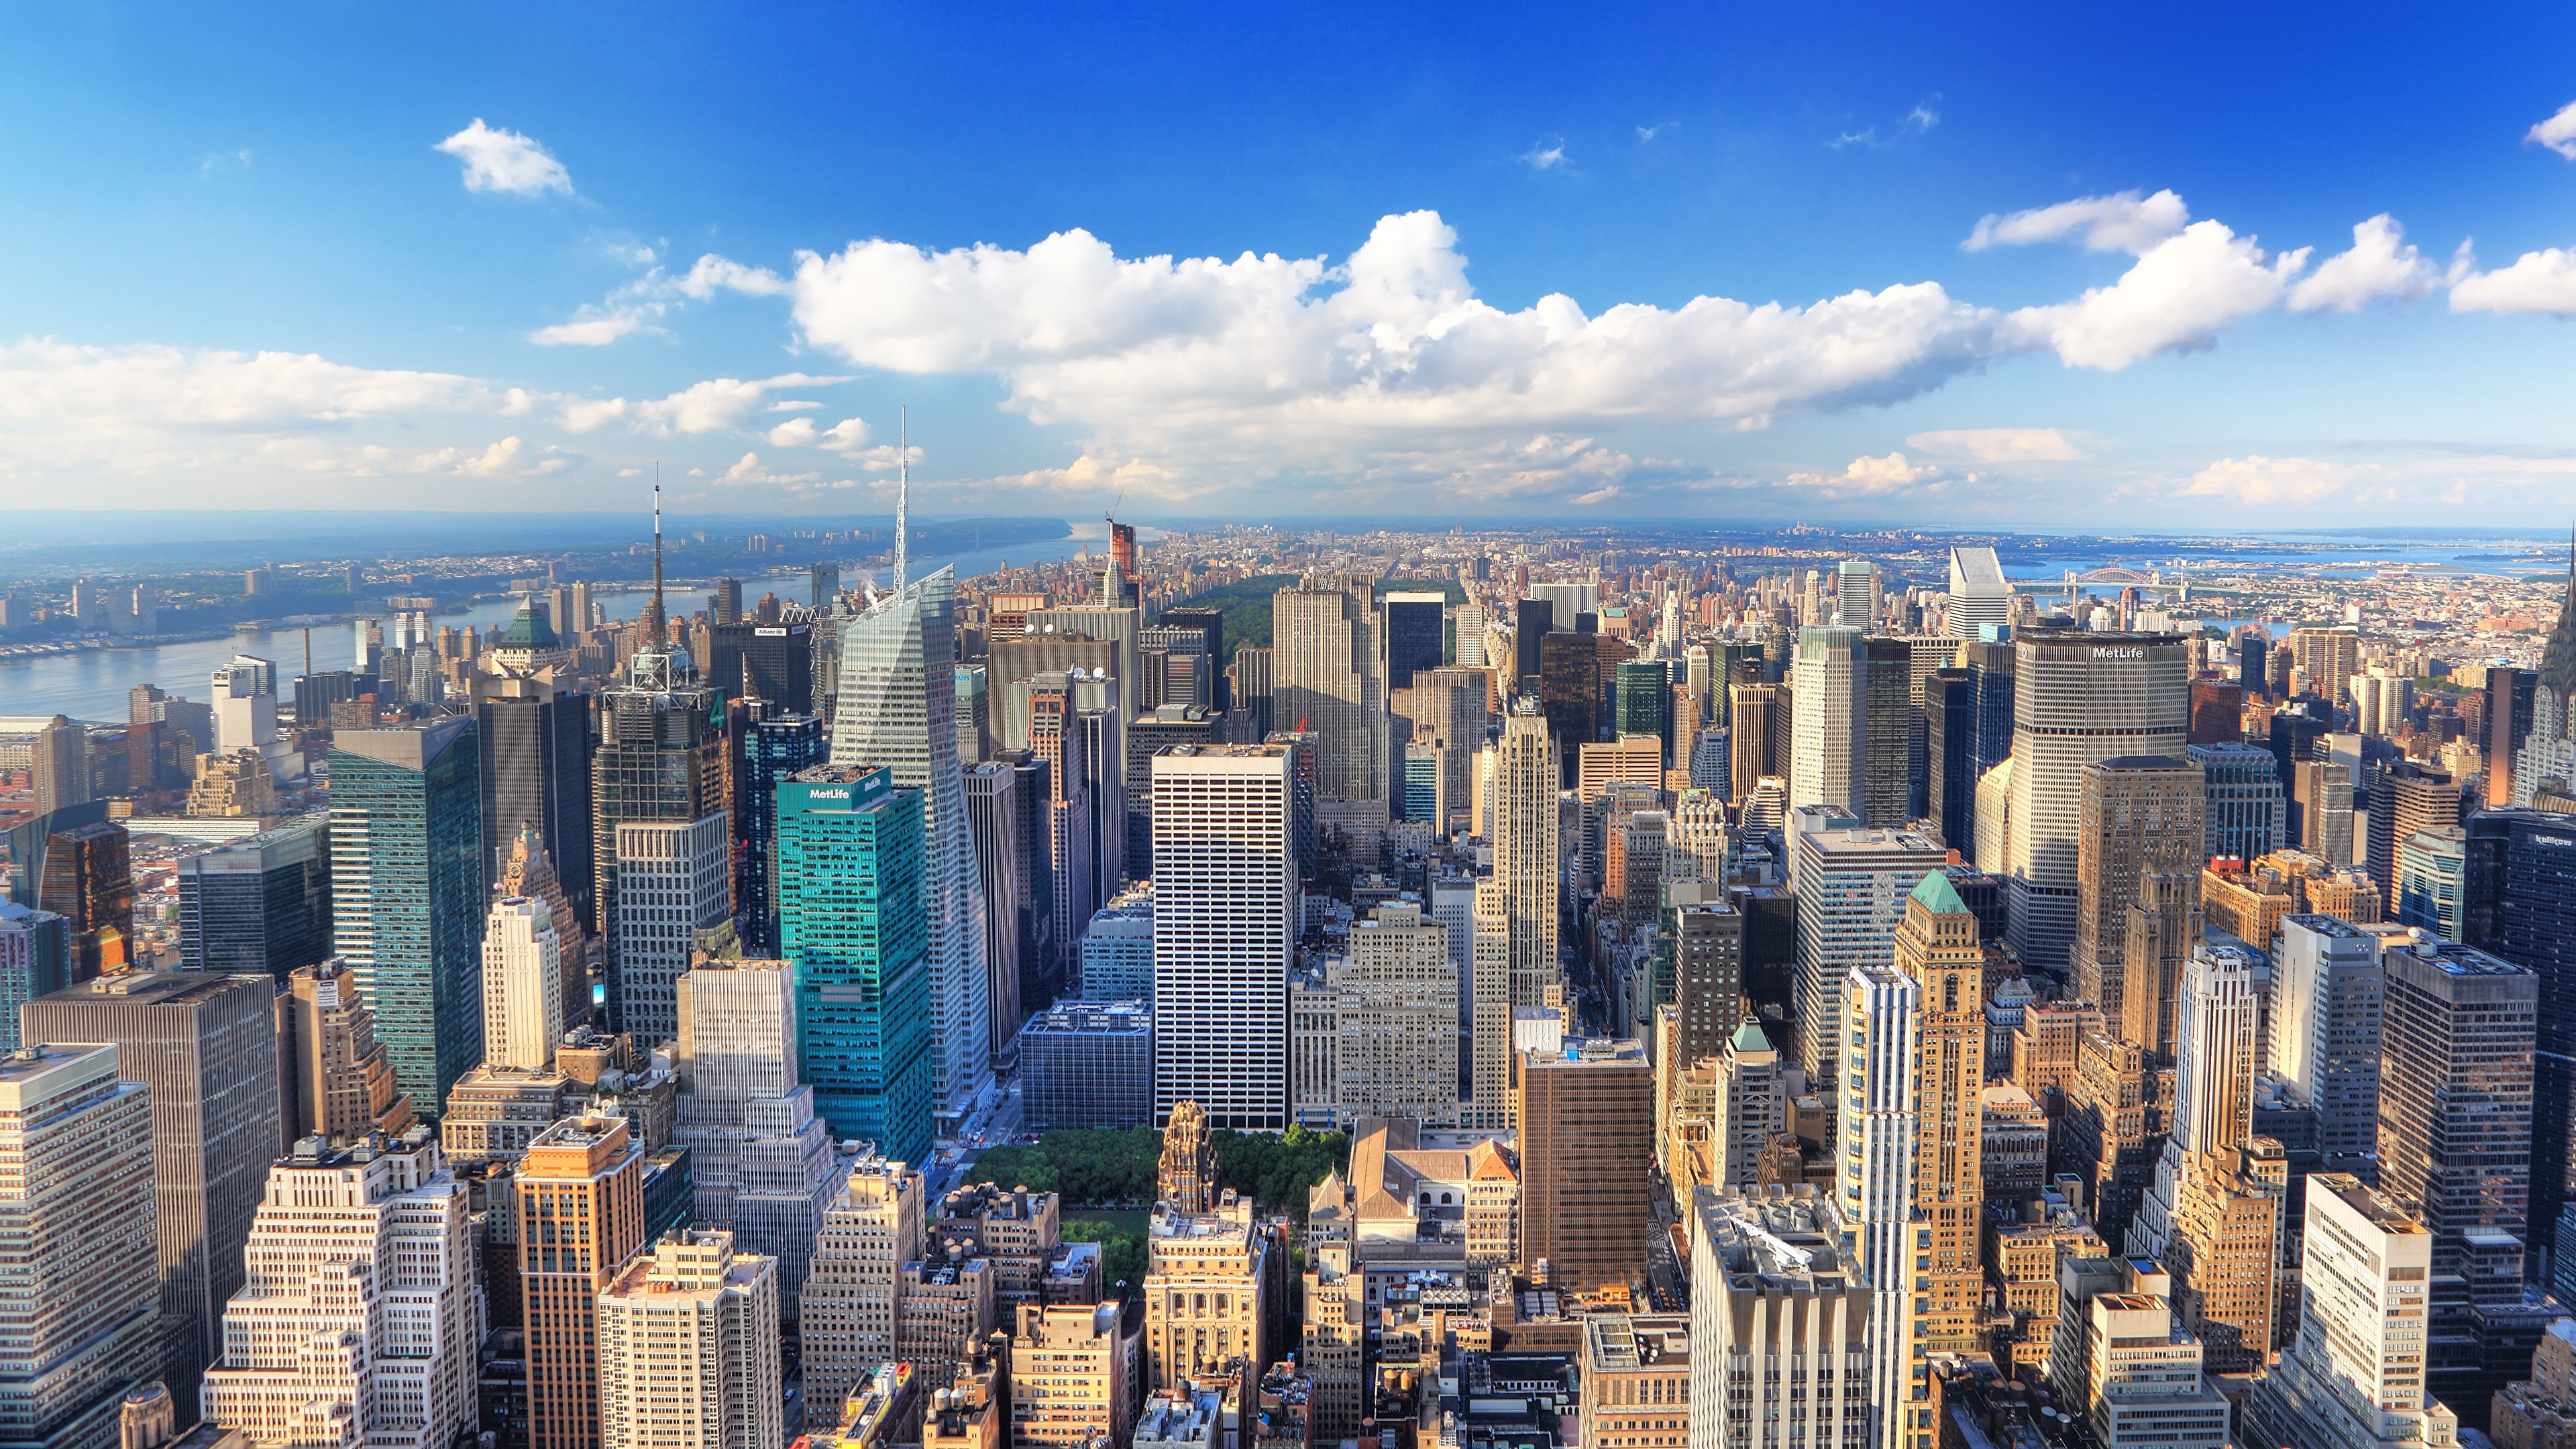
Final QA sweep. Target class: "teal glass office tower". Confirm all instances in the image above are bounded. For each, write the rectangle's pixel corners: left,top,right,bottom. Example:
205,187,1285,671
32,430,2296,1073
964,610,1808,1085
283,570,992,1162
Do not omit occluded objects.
777,763,932,1164
327,719,486,1114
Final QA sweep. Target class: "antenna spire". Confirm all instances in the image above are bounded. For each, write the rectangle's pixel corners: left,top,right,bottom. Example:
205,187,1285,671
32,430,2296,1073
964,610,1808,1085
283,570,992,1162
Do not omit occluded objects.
894,408,909,592
647,467,667,647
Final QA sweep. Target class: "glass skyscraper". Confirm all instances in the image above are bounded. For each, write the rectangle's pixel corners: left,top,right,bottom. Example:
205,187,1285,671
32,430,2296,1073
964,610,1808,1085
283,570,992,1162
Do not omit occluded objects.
174,814,332,980
327,719,486,1112
829,566,994,1129
739,713,826,955
477,674,596,933
777,763,932,1165
591,658,727,1037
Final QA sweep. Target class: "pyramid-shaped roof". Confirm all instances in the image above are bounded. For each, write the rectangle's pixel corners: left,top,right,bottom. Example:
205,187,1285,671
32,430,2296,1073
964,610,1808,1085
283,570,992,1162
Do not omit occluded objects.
1909,869,1970,916
1729,1018,1773,1054
497,594,559,649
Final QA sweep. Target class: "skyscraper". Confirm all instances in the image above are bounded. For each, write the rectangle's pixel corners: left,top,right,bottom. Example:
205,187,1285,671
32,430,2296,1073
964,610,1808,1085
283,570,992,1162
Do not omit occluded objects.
199,1130,483,1449
831,564,996,1131
2241,1175,2456,1449
518,1114,647,1449
611,815,731,1045
1895,873,1986,1358
476,652,596,930
777,764,933,1166
590,650,727,1038
2072,756,2205,1027
963,759,1028,1064
671,960,838,1319
1273,575,1389,806
1838,959,1918,1449
2006,632,2191,973
1513,1038,1652,1293
2271,914,2384,1173
2189,741,2287,862
1944,546,2013,638
1862,636,1912,828
1790,826,1947,1090
2368,762,2461,919
1788,627,1866,820
1491,702,1562,1016
2461,808,2576,1288
0,1043,159,1449
38,819,133,979
1381,590,1447,691
2487,665,2539,808
0,902,70,1050
1151,745,1296,1129
2127,943,2280,1371
2377,938,2536,1281
1925,666,1978,853
1688,1189,1874,1449
595,1233,782,1449
483,894,565,1071
329,719,487,1111
24,972,286,1411
280,958,415,1145
801,1154,924,1415
210,655,277,754
174,817,331,981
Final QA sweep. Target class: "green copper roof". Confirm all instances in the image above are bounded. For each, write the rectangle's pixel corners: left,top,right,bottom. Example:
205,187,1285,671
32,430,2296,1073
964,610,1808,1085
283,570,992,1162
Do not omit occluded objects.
497,594,559,650
1909,869,1970,916
1729,1019,1772,1054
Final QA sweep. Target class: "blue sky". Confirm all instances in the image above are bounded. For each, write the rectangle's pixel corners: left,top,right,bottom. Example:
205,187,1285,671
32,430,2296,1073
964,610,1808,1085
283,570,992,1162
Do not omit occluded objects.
6,2,2576,528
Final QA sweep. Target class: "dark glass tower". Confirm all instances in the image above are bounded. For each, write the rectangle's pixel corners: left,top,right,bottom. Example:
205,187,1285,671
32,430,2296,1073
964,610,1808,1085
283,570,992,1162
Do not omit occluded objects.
1381,591,1447,691
327,718,486,1113
477,676,596,930
737,712,826,954
174,816,332,980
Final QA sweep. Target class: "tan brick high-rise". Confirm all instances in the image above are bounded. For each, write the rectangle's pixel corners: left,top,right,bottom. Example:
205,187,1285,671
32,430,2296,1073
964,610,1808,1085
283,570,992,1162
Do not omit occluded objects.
519,1113,647,1449
1895,872,1986,1356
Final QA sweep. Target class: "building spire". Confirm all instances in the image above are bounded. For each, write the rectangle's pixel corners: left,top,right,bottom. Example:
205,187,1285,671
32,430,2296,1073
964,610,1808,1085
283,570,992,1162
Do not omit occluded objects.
647,469,667,647
894,408,908,592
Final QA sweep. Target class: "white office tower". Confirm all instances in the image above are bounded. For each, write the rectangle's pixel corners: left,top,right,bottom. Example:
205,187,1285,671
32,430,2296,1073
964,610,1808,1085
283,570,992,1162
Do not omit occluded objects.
2004,632,2190,973
2350,669,2414,739
1427,876,1479,1102
1468,880,1513,1129
1944,547,2015,638
672,962,837,1321
211,654,278,752
830,564,996,1129
2128,943,2261,1260
2243,1175,2457,1449
1455,605,1487,669
2078,1283,2231,1449
1493,702,1563,1012
1712,1022,1784,1189
0,1045,160,1449
800,1155,924,1417
2270,914,2384,1170
1839,961,1921,1449
1790,826,1947,1090
1687,1187,1871,1449
1789,627,1865,819
482,896,564,1071
596,1232,782,1449
1835,560,1880,630
1273,575,1389,806
199,1130,482,1449
612,816,731,1046
1151,745,1297,1129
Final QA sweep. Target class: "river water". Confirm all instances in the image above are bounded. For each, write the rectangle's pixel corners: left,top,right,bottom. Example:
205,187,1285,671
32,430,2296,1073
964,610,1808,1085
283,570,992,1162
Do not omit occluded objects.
1,535,1097,723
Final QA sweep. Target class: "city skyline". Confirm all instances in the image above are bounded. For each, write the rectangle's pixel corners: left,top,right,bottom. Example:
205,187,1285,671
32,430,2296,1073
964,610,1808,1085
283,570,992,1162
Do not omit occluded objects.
5,6,2576,523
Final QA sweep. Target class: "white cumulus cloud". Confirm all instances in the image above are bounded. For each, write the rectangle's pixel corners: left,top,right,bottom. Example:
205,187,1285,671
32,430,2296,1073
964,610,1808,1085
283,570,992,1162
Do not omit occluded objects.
2002,220,2309,369
2529,100,2576,161
558,374,850,435
1966,189,2191,254
2449,243,2576,317
2288,215,2440,312
1904,427,2084,462
436,119,573,197
2177,455,2353,506
1785,451,1942,496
